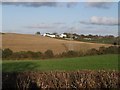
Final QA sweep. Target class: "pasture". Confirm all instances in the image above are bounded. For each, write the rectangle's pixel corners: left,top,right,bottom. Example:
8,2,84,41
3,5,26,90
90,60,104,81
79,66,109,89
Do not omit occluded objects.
2,54,119,72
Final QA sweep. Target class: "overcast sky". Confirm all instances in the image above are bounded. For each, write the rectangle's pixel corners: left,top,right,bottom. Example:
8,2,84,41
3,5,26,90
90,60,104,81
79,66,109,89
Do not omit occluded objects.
1,0,119,36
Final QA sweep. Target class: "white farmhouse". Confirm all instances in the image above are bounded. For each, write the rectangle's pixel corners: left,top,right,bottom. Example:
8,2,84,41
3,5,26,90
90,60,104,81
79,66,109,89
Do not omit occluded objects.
43,33,56,38
60,33,67,38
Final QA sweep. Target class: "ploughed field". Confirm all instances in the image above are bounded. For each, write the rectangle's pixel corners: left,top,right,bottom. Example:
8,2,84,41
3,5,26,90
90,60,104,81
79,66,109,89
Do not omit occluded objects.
2,54,119,72
2,33,111,54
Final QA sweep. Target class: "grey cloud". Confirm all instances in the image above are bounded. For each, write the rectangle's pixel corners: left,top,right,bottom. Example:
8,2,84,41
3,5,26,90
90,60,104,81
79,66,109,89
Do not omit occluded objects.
2,2,57,7
2,0,114,8
66,2,78,8
86,0,113,9
87,2,112,9
80,16,119,26
2,2,78,8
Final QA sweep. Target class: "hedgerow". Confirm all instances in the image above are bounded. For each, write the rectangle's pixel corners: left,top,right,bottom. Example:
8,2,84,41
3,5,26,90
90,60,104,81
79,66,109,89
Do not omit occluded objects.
2,70,120,89
2,46,119,60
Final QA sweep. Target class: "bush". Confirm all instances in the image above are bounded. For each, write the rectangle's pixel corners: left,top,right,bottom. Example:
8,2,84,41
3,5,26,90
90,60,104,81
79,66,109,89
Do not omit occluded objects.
2,48,13,58
105,46,118,54
44,50,54,58
78,51,84,56
60,51,79,58
86,48,99,55
13,51,28,59
26,51,42,59
99,46,106,54
11,51,43,60
67,50,78,57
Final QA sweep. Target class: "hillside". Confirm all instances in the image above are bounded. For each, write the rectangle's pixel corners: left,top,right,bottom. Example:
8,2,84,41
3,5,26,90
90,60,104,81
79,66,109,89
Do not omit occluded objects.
2,33,111,54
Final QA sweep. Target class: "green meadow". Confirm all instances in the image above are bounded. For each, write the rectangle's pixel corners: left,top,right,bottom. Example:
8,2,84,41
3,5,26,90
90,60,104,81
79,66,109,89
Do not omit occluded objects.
2,54,119,72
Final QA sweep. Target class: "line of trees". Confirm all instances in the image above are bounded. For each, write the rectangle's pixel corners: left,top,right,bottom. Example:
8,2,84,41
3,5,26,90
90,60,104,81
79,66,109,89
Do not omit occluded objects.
2,49,54,60
1,46,119,60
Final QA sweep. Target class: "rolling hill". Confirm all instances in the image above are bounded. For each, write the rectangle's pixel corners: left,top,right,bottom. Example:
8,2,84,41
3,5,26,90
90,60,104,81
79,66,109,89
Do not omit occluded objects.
2,33,111,54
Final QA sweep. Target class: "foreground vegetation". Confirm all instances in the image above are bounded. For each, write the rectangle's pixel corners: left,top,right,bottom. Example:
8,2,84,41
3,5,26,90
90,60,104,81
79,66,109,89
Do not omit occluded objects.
3,70,120,89
2,54,119,72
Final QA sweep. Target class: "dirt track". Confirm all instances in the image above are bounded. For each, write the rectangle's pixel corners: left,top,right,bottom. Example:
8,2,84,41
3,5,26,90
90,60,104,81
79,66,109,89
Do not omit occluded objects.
2,33,111,54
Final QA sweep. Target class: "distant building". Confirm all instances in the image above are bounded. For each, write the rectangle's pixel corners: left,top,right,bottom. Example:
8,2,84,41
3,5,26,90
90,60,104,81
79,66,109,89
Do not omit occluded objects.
43,33,56,38
60,33,67,38
84,38,92,40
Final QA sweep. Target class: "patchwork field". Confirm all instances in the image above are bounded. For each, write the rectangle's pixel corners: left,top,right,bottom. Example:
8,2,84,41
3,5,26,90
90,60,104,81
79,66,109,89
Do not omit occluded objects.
2,33,111,54
2,54,118,72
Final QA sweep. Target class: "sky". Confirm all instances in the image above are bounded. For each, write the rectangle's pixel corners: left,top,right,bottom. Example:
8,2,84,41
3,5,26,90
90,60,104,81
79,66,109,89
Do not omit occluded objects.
1,0,119,36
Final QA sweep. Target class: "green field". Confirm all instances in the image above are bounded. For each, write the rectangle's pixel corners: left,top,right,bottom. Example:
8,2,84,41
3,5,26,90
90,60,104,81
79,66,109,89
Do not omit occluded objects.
2,54,119,72
77,38,117,44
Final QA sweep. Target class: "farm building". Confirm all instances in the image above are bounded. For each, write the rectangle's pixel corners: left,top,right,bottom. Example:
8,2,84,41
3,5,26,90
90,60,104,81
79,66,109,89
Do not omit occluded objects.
84,38,92,40
60,33,67,38
43,33,56,38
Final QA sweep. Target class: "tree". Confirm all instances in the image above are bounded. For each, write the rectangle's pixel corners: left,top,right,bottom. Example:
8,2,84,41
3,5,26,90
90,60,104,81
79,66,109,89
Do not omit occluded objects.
36,32,40,35
2,48,13,58
52,32,57,35
44,50,54,58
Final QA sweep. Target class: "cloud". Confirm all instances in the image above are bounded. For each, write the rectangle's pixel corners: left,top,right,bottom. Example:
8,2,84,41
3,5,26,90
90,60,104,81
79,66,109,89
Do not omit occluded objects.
2,0,78,8
66,2,78,8
2,0,116,2
87,2,111,9
2,2,58,7
2,0,55,2
1,0,80,2
25,22,66,29
2,0,116,8
80,16,118,26
86,0,113,2
26,23,55,29
2,2,77,8
86,0,113,9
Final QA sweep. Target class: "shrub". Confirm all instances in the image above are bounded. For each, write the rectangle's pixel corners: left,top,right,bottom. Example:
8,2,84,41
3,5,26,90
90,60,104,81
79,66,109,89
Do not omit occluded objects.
86,48,99,55
67,50,78,57
11,51,43,60
34,52,43,58
14,51,28,59
99,46,106,54
105,46,118,54
2,48,13,58
44,50,54,58
26,51,39,59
